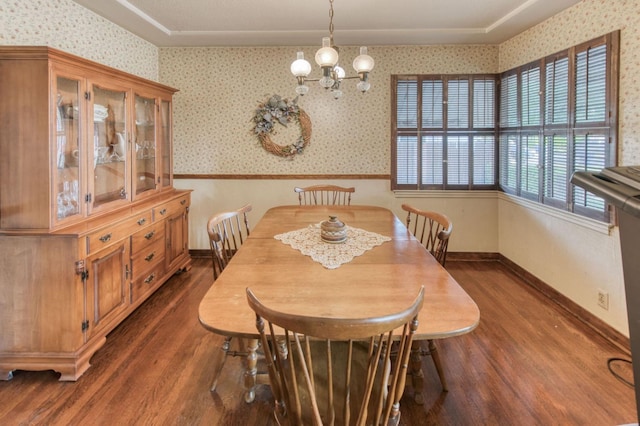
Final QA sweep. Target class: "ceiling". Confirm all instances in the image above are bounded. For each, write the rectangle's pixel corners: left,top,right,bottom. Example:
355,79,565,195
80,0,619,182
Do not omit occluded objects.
72,0,581,47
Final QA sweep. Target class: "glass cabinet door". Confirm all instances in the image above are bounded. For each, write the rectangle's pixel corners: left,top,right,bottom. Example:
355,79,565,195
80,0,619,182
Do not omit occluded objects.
133,94,157,197
159,99,172,190
53,74,83,223
90,84,130,212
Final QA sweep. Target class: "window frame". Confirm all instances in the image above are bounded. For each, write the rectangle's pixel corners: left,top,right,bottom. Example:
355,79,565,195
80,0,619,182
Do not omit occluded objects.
498,31,619,222
391,74,499,191
391,31,619,223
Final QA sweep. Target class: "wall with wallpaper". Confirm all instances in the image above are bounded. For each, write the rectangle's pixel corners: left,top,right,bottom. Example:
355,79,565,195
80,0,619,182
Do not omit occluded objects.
160,45,498,175
0,0,158,81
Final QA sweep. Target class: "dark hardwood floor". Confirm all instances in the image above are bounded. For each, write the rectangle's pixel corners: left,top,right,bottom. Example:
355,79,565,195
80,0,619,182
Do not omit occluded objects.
0,259,636,425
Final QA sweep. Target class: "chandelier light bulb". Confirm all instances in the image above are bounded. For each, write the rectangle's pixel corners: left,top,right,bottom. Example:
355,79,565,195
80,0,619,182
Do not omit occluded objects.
353,46,375,73
334,65,345,80
291,51,312,77
315,37,339,67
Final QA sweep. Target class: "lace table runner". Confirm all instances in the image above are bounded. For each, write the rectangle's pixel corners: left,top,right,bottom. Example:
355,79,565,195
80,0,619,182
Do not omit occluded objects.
274,223,392,269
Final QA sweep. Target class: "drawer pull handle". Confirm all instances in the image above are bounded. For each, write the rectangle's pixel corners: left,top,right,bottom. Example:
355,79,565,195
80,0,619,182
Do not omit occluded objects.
137,218,147,226
144,273,155,284
99,233,112,243
159,208,167,215
180,200,186,205
144,230,155,240
144,252,155,262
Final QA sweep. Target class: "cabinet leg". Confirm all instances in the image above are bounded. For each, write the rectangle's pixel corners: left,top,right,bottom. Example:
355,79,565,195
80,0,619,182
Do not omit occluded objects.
0,369,14,381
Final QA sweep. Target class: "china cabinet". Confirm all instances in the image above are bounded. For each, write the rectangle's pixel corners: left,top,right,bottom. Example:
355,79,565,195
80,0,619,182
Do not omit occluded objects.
0,46,191,380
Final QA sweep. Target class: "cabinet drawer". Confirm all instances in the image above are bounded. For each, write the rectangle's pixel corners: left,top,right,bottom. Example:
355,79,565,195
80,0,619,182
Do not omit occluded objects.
131,238,165,280
131,221,165,254
131,262,165,305
154,195,189,221
87,211,152,255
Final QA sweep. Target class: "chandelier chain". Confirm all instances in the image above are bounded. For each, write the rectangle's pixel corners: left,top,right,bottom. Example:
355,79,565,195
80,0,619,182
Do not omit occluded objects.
328,0,334,45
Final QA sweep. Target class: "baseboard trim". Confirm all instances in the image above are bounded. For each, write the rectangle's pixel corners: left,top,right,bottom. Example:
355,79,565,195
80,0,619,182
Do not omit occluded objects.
447,252,500,262
190,249,210,259
496,254,630,354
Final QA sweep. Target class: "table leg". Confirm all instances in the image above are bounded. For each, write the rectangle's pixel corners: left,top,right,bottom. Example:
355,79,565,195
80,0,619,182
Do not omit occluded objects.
243,338,259,403
409,340,425,405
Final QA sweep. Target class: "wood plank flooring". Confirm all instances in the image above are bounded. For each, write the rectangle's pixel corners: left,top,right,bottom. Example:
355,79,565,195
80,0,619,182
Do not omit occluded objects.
0,259,636,425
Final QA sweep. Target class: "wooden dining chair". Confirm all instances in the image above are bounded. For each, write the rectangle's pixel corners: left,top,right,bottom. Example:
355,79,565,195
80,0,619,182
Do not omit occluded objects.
401,203,453,396
205,204,252,392
294,185,355,206
401,203,452,267
246,286,424,426
207,204,252,280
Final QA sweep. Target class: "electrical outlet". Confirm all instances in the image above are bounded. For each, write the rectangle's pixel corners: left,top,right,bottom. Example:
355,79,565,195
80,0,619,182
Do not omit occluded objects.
597,289,609,310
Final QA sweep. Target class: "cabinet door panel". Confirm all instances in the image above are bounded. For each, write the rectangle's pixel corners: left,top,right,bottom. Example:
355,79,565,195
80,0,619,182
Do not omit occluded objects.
90,83,130,213
133,94,157,197
165,209,188,271
53,73,84,224
86,241,129,340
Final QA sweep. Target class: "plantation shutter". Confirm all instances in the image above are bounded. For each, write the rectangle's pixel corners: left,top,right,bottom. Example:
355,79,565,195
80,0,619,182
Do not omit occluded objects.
545,56,569,125
395,79,418,186
520,133,540,197
422,135,444,185
521,67,541,126
572,41,609,216
422,79,443,128
500,73,518,127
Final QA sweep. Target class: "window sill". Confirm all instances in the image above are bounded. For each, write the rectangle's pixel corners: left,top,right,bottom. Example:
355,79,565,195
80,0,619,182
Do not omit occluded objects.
393,189,498,199
393,190,614,235
498,192,613,235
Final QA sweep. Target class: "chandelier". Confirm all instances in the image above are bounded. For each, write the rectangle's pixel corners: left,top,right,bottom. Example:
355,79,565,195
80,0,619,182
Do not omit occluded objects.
290,0,375,99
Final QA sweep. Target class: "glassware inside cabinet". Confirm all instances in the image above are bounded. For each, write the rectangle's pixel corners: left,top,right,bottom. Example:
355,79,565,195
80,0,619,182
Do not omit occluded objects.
134,94,157,196
92,85,128,209
55,76,81,221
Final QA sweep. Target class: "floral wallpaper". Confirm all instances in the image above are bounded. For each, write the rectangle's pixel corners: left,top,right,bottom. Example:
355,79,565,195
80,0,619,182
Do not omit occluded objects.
0,0,158,81
160,45,498,175
3,0,636,171
500,0,640,165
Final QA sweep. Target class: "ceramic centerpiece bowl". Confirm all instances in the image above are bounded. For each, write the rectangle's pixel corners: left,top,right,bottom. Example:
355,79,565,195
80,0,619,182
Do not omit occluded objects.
320,216,347,243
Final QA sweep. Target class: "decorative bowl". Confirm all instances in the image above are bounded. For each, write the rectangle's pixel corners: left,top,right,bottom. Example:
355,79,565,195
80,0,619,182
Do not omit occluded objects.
320,215,347,243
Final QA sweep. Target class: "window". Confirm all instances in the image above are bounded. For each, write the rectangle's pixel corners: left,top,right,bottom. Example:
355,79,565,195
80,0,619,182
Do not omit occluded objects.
498,32,619,221
392,75,498,190
392,31,619,222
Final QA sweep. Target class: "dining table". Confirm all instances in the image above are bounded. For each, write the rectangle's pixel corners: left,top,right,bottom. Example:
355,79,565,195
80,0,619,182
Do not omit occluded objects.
198,204,480,404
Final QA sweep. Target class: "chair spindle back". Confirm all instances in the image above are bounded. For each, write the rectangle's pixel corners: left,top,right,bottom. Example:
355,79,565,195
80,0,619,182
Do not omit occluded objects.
247,286,424,426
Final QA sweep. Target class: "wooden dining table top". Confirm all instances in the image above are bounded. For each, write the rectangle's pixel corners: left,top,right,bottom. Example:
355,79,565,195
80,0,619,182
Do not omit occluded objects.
198,205,480,340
